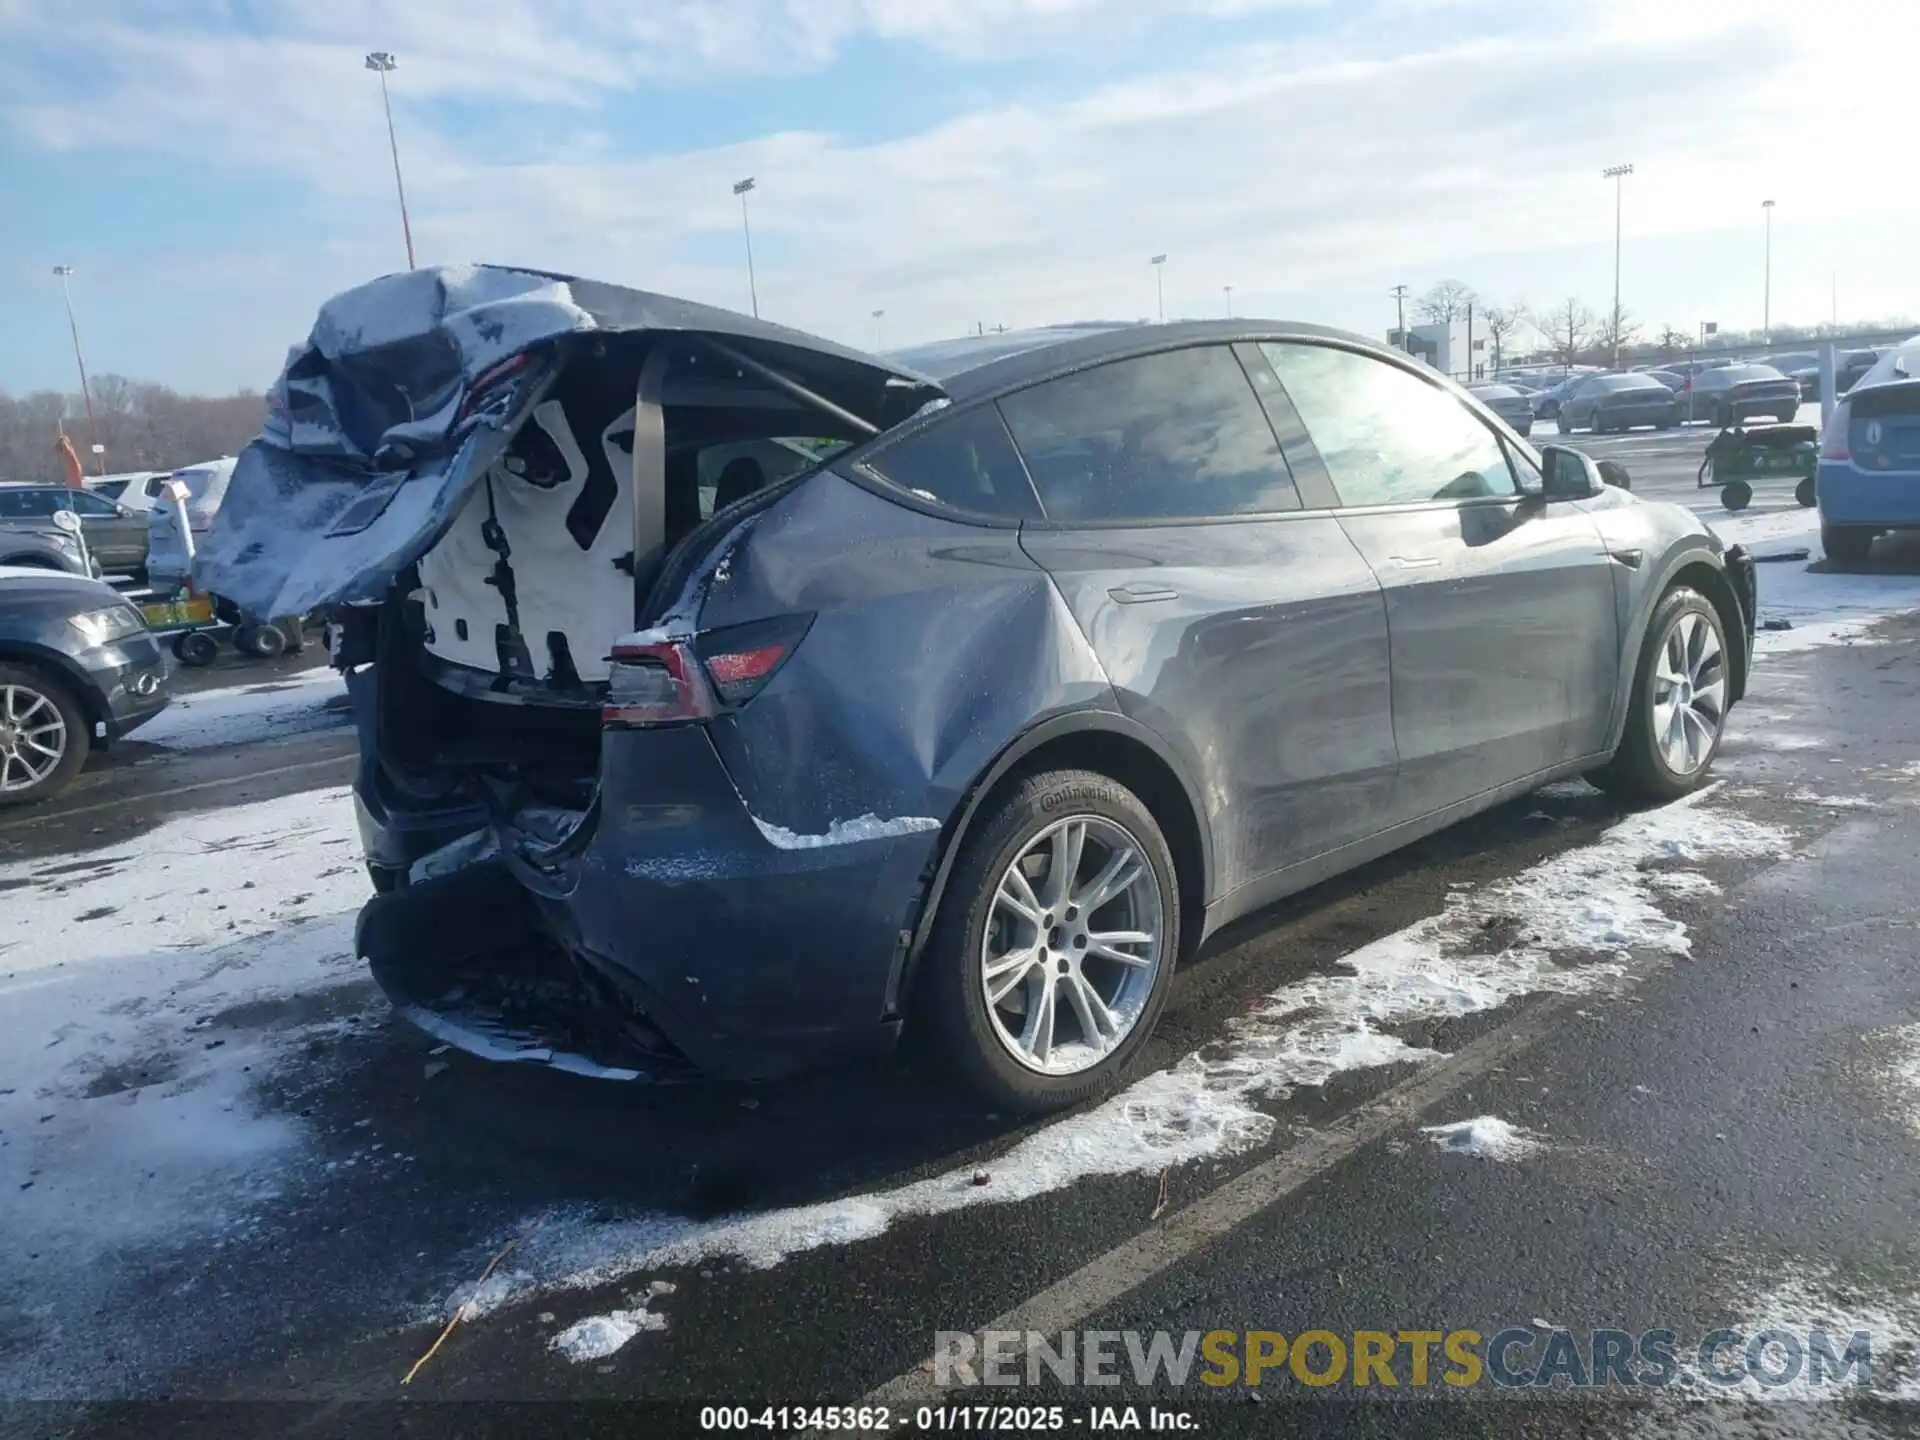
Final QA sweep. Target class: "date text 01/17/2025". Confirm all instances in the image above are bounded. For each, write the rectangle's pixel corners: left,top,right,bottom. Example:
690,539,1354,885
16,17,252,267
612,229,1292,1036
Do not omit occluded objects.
697,1404,1200,1432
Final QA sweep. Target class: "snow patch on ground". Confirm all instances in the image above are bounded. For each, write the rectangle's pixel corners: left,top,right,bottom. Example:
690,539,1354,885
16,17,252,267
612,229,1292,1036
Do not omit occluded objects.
503,790,1788,1303
130,665,349,752
1707,513,1920,655
450,1270,538,1323
1420,1116,1543,1161
0,785,368,981
750,812,941,850
0,787,374,1398
1784,789,1878,810
550,1281,676,1362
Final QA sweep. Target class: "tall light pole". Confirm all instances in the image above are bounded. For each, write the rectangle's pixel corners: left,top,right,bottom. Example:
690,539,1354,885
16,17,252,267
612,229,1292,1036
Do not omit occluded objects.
1603,163,1633,368
364,52,416,270
52,266,100,475
1391,283,1409,349
1150,254,1167,323
871,309,885,349
733,177,760,318
1761,199,1776,343
1223,285,1233,319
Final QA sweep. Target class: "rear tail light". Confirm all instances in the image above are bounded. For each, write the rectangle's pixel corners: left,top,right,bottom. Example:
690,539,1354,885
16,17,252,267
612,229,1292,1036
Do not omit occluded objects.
1820,401,1851,461
603,614,812,728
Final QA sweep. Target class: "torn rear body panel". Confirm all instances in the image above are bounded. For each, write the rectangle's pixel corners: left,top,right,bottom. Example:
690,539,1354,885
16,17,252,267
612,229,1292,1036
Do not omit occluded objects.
213,264,1109,1083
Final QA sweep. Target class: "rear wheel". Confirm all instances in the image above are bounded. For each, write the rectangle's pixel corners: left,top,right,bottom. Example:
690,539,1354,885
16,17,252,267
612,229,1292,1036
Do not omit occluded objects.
919,768,1179,1114
0,664,90,807
1589,587,1730,801
1822,525,1875,566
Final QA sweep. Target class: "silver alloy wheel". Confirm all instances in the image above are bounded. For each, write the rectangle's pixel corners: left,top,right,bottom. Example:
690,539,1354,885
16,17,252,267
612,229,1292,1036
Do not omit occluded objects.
979,814,1167,1076
0,682,69,793
1650,610,1726,777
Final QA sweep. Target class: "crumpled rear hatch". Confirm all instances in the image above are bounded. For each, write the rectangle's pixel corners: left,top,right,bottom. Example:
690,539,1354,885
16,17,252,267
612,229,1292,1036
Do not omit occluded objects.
194,263,943,620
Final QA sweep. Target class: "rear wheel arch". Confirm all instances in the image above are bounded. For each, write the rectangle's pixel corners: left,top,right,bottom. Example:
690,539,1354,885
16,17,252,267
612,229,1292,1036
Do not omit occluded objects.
888,713,1213,1017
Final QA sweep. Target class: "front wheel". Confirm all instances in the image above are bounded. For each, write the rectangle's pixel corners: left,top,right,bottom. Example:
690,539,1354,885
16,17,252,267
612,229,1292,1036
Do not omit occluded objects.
1589,588,1730,801
918,769,1180,1113
0,664,91,807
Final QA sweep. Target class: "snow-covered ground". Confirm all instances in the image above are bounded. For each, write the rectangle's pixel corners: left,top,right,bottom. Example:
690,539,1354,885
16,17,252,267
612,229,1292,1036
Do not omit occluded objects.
0,788,373,1395
131,664,350,752
507,790,1787,1360
1707,511,1920,654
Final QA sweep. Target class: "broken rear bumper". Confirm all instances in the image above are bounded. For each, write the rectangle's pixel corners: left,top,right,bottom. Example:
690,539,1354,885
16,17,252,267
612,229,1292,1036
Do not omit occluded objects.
356,723,945,1084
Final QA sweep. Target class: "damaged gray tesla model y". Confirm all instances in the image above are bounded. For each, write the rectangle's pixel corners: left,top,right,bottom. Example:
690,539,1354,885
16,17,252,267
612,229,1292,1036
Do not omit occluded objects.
197,265,1756,1113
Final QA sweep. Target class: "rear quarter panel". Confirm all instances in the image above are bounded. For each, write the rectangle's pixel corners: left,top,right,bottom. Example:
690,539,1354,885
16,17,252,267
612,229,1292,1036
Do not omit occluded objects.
696,469,1117,838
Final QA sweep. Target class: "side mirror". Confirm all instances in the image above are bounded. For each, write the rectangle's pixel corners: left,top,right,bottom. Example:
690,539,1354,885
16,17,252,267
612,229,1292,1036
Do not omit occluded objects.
1537,446,1601,500
1597,460,1632,491
51,509,83,535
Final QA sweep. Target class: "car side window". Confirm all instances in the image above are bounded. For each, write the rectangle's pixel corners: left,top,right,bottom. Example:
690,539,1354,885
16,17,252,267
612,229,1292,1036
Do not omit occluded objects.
997,345,1300,522
66,492,120,516
1259,342,1517,506
862,402,1041,520
0,489,59,519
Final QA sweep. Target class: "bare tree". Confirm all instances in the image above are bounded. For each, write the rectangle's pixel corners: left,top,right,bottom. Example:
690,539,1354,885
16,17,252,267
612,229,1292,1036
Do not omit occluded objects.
1481,304,1526,373
1531,299,1596,367
0,379,263,484
1416,279,1479,326
1593,306,1642,363
1653,325,1692,358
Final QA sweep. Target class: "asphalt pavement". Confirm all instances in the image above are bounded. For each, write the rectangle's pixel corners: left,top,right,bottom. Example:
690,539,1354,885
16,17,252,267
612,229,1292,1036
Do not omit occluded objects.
6,413,1920,1440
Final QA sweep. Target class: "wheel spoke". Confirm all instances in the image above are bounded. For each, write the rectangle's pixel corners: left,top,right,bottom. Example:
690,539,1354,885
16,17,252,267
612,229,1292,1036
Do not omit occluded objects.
1045,821,1086,909
1073,845,1142,915
994,866,1045,928
1086,930,1155,967
1063,973,1119,1051
1663,705,1690,772
1021,973,1057,1063
1681,707,1716,768
1690,679,1726,723
984,945,1042,1005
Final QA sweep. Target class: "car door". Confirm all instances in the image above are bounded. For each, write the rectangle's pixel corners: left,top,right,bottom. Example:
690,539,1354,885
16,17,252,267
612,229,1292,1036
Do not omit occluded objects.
64,490,148,571
1001,342,1397,897
1259,340,1619,825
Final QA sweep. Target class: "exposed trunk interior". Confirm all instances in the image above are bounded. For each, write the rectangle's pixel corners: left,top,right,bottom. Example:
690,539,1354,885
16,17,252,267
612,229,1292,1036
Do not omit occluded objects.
367,333,903,806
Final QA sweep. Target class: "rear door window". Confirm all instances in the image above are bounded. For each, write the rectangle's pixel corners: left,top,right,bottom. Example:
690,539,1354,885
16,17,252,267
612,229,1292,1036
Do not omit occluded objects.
862,403,1041,520
0,488,59,519
997,345,1300,521
1259,342,1517,506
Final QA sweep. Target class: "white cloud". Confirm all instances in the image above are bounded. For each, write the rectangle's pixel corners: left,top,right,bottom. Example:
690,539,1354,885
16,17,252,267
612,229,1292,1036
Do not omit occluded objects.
3,0,1915,389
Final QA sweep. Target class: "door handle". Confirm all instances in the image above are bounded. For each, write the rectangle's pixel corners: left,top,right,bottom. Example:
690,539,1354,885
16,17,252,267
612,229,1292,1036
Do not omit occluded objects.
1108,583,1180,604
1390,555,1442,570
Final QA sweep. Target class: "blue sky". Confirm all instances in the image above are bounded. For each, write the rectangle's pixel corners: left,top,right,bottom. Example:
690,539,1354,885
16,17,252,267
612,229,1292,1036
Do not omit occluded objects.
2,0,1913,398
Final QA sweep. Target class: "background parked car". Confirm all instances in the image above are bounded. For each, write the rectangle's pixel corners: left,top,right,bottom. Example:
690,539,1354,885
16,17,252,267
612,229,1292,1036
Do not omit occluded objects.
1641,368,1686,392
1837,348,1891,397
88,471,174,513
0,523,94,576
146,457,237,592
1532,373,1589,421
0,565,168,804
1815,337,1920,566
1466,382,1534,435
0,484,150,578
1557,373,1681,433
1677,363,1802,426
